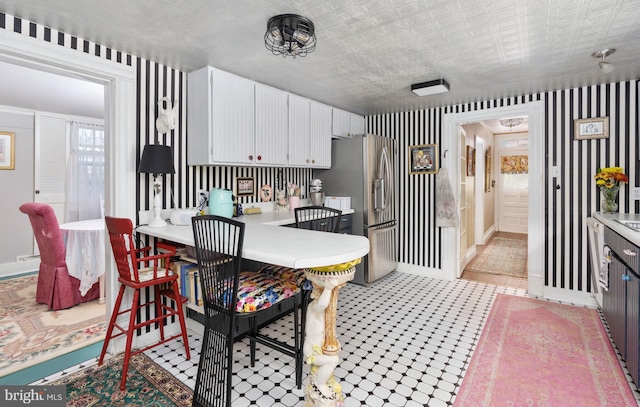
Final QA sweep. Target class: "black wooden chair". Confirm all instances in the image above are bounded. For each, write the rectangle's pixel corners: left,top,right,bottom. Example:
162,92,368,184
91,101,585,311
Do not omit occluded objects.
191,215,302,407
255,206,343,386
294,206,342,232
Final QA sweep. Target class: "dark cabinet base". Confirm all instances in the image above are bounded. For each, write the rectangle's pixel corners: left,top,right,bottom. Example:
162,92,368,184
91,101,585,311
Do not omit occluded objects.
603,226,640,387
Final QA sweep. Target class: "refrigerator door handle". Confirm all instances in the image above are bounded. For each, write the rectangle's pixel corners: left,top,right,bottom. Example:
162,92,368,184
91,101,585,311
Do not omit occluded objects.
373,178,384,211
374,146,392,212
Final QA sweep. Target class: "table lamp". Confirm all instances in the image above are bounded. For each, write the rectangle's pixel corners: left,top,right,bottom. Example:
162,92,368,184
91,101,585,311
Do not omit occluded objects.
137,144,175,227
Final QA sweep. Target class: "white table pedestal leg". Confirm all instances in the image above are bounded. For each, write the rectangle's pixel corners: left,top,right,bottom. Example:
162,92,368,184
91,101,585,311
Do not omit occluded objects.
303,265,357,407
98,275,105,304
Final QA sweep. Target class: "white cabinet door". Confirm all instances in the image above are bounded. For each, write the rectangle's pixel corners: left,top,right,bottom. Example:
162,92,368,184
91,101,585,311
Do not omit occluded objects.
186,67,211,166
350,113,365,135
255,84,288,166
187,66,255,165
288,94,311,167
332,108,364,138
332,108,351,138
309,102,332,168
34,114,67,223
210,68,254,164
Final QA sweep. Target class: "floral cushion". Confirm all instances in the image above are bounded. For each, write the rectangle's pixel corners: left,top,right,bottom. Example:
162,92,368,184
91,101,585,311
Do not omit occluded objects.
236,271,300,313
255,265,311,290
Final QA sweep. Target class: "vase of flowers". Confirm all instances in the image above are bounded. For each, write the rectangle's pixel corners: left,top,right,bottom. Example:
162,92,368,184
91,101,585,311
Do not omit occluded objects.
595,167,628,213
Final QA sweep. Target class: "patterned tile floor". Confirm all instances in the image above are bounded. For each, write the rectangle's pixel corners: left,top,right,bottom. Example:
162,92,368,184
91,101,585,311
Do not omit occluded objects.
32,271,640,406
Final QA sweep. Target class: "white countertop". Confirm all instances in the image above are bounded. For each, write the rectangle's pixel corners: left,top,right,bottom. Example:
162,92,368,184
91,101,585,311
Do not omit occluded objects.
593,212,640,246
136,207,366,269
237,206,354,226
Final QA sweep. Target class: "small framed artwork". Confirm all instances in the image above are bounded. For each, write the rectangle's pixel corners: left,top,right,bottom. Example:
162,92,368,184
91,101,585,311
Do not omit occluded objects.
466,146,475,176
409,144,438,174
574,117,609,140
259,184,273,202
0,131,15,170
236,177,255,196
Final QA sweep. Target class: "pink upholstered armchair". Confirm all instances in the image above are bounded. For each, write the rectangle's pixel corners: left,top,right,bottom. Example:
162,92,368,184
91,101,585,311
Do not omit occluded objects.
19,203,100,310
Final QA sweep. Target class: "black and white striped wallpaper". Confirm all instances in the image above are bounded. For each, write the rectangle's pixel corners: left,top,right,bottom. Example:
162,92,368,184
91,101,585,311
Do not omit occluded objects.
3,12,638,296
367,85,638,295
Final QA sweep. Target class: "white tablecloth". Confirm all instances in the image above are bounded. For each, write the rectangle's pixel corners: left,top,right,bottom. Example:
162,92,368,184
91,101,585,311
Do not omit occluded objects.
60,218,105,296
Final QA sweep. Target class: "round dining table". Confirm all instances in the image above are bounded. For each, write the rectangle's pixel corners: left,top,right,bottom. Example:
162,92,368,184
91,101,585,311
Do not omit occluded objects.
59,218,106,303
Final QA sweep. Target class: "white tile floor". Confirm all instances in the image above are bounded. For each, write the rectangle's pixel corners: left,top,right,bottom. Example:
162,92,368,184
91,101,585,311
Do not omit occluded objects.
32,271,640,406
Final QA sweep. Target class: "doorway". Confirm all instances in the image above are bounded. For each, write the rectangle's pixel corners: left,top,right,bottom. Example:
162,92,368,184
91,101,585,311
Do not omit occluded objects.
460,125,529,289
0,27,137,374
441,101,545,297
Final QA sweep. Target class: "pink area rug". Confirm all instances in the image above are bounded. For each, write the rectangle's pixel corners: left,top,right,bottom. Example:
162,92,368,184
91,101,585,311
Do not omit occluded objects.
455,294,636,406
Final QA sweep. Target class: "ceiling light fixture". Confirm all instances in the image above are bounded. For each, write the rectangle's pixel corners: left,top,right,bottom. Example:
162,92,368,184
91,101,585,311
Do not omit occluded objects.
500,117,524,128
265,14,316,58
411,79,450,96
592,48,615,73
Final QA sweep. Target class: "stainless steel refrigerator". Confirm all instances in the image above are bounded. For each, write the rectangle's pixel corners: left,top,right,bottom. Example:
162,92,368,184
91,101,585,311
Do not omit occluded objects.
316,134,398,285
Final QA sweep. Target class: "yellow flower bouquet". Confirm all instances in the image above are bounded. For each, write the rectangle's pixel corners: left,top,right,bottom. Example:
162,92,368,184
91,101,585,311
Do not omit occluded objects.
595,167,628,212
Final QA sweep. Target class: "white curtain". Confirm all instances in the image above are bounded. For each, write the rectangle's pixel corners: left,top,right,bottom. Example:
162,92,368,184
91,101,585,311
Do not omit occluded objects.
65,122,105,222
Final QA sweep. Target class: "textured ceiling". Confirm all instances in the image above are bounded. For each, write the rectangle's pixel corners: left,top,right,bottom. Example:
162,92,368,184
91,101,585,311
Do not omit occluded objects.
0,0,638,116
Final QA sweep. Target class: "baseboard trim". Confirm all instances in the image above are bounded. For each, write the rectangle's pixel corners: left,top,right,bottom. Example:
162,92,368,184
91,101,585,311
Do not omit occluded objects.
0,259,39,279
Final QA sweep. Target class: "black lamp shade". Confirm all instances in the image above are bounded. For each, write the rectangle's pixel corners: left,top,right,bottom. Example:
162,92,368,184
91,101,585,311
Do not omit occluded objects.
137,144,175,174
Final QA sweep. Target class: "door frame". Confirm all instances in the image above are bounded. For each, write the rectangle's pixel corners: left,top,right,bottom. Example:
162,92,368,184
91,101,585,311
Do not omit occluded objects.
474,137,486,244
0,28,137,320
442,101,544,297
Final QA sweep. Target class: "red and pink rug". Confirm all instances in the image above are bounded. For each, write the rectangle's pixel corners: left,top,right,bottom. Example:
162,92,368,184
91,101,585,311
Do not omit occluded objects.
455,294,636,406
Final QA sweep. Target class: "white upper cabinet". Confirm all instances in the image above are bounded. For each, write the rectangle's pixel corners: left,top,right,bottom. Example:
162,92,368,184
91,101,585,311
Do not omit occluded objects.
288,96,332,168
188,65,355,167
350,113,365,135
309,101,332,168
255,83,288,166
332,108,351,138
187,66,255,166
288,94,311,167
332,107,365,138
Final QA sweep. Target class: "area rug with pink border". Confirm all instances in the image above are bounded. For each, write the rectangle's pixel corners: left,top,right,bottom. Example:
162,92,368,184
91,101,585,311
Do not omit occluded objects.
455,293,636,406
0,274,105,377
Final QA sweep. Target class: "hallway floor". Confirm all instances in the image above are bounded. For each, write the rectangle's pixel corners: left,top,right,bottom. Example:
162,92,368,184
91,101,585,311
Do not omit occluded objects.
461,232,528,290
31,271,640,406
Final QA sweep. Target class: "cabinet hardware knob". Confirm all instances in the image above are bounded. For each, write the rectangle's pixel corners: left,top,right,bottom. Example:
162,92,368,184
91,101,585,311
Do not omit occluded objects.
623,249,637,257
249,155,253,160
623,275,631,281
257,155,262,161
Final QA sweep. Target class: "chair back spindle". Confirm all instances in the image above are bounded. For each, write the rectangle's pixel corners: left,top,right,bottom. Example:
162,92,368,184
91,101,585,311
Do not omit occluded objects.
294,206,342,233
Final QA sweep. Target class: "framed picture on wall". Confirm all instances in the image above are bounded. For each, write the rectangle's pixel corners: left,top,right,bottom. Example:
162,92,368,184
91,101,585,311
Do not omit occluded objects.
0,131,15,170
485,147,492,192
408,144,438,174
574,116,609,140
236,177,255,196
466,146,475,176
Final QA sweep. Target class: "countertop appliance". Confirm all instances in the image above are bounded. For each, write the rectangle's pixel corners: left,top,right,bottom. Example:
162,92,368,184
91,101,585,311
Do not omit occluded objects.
209,188,234,218
170,209,199,225
316,134,398,285
309,178,325,205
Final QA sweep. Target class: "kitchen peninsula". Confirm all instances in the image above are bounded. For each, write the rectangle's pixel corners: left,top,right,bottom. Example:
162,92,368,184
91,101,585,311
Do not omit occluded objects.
136,207,367,269
137,207,369,406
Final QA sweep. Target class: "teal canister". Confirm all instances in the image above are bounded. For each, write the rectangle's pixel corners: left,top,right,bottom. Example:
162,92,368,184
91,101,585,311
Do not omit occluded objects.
208,188,234,218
